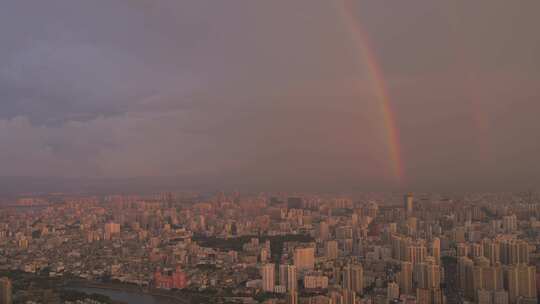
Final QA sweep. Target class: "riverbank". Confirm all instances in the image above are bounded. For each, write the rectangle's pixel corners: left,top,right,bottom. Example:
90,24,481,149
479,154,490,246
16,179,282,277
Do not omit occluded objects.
65,281,194,304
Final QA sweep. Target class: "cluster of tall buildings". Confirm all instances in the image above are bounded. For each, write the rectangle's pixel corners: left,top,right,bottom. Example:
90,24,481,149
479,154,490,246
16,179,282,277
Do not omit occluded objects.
261,264,298,293
0,191,538,304
457,240,537,304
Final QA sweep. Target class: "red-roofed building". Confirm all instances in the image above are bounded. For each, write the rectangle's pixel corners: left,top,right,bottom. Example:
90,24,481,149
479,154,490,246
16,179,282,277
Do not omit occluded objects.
154,266,187,290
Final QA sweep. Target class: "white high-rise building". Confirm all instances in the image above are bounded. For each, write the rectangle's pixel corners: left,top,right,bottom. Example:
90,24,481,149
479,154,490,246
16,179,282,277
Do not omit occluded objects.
280,264,297,293
262,263,275,292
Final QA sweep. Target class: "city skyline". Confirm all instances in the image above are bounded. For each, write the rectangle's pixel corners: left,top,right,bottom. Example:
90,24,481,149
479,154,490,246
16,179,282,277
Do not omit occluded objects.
0,191,538,304
1,2,540,304
0,0,539,191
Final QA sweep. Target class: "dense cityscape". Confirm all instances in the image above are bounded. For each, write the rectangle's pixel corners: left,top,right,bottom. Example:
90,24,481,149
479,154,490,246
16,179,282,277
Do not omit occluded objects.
0,191,538,304
2,1,540,304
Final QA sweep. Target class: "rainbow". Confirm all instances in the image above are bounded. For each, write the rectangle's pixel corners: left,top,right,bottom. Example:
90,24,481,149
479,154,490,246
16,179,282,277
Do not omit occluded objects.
336,0,405,184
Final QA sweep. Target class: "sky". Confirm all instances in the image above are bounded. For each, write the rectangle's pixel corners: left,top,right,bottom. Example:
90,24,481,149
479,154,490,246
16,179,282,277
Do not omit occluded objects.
0,0,539,192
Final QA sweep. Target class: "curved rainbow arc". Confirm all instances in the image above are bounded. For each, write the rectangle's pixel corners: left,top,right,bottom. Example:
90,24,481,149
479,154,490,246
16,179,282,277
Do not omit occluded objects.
337,0,405,184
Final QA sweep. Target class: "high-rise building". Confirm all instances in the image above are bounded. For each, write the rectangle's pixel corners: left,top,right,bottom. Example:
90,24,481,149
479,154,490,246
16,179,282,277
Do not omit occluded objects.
391,234,411,261
260,247,270,263
279,264,288,289
294,247,315,272
516,241,530,265
0,277,12,304
407,217,418,234
417,288,445,304
352,236,363,256
387,282,400,300
104,222,121,240
432,288,445,304
342,264,364,295
353,265,364,295
471,243,484,258
431,238,441,264
506,264,537,303
414,259,444,304
458,256,475,300
262,263,275,292
280,264,297,293
351,213,359,227
415,262,442,290
468,256,503,298
330,291,344,304
399,261,413,295
319,221,330,241
325,240,339,260
287,292,298,304
428,264,442,290
17,238,28,249
477,290,509,304
388,222,398,234
473,263,487,299
502,215,517,233
483,264,503,291
457,243,469,257
415,263,428,289
482,239,501,265
417,288,432,304
407,244,427,264
453,227,466,243
500,240,530,265
404,193,414,215
342,288,356,304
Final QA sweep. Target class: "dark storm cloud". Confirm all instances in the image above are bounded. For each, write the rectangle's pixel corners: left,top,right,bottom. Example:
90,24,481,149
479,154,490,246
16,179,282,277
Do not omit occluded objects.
0,0,539,191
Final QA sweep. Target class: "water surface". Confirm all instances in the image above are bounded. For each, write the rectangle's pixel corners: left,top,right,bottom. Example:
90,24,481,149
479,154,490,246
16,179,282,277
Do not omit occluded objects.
68,287,180,304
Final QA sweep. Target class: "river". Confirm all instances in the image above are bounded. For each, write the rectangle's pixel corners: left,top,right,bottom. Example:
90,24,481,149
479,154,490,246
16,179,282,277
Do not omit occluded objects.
68,287,182,304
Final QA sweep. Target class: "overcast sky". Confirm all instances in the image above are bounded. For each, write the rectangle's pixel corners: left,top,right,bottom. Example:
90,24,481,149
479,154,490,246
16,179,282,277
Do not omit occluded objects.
0,0,539,191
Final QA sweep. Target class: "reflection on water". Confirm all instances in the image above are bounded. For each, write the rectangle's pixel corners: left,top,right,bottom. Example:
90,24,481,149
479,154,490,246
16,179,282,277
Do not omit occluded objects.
68,287,179,304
